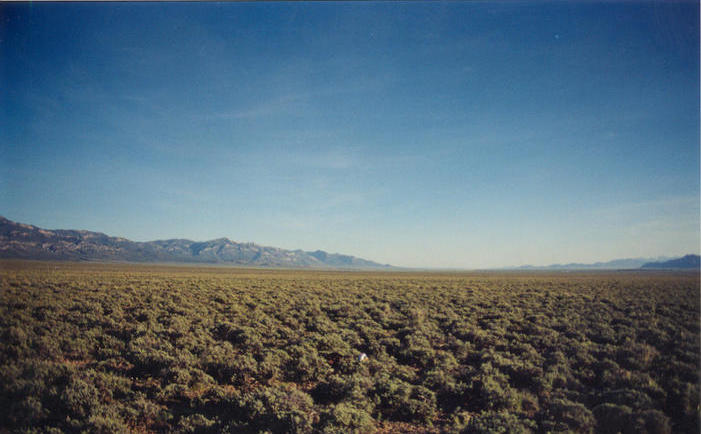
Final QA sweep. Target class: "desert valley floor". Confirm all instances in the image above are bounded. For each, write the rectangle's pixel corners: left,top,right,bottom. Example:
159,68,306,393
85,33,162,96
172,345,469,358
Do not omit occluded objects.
1,261,698,433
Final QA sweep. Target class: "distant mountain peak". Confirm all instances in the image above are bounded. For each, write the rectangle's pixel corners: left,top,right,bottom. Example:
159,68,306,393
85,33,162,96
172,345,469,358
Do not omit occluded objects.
0,217,392,269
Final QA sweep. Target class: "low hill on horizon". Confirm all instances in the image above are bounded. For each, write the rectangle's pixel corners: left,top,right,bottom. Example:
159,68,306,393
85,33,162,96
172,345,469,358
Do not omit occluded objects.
0,216,392,269
512,256,675,270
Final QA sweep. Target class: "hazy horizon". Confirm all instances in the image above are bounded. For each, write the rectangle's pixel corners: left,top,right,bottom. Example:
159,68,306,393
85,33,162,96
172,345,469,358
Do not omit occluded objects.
0,213,695,270
1,2,699,269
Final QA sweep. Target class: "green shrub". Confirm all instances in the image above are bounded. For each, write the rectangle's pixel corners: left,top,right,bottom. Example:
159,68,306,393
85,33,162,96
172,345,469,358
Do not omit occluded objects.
313,375,353,404
258,349,288,380
625,409,671,434
371,374,412,421
9,396,47,427
599,388,653,410
464,410,535,433
86,410,131,434
284,344,331,383
60,376,100,419
592,403,632,434
240,385,315,433
472,363,520,411
399,333,436,368
319,403,375,433
541,398,595,433
175,413,217,433
406,385,437,424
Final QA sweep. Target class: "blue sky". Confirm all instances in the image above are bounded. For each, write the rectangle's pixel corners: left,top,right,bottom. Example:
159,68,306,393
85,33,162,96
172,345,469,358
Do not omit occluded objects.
1,1,698,268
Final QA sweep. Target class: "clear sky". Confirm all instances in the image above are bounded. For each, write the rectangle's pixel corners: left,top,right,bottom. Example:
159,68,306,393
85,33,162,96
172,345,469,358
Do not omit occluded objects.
1,1,699,268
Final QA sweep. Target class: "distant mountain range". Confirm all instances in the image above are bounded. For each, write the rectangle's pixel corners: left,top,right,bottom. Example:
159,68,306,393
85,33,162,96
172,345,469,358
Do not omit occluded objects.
641,254,700,269
515,255,699,270
2,216,698,270
0,217,391,269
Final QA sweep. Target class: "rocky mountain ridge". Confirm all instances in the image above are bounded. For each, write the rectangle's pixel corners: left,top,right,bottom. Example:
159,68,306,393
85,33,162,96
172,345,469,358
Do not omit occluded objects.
0,217,391,269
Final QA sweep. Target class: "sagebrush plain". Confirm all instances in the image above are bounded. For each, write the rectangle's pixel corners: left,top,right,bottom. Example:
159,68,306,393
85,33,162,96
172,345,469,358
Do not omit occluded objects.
1,261,698,433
